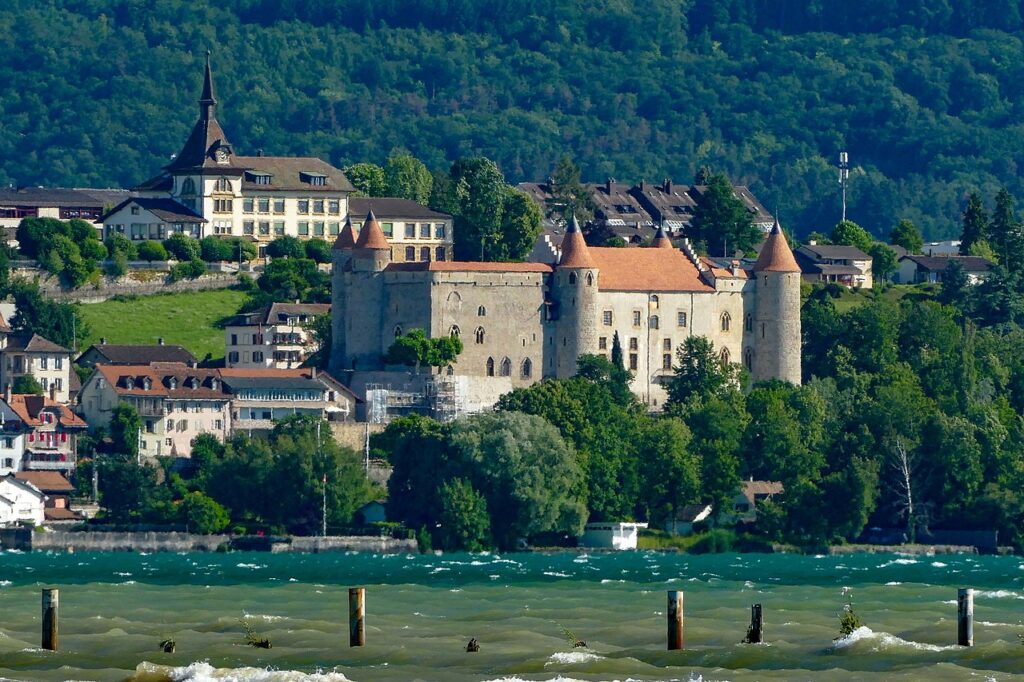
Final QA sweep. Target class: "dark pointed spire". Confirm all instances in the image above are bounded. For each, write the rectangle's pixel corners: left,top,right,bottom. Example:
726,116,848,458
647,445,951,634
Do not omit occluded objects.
199,51,216,121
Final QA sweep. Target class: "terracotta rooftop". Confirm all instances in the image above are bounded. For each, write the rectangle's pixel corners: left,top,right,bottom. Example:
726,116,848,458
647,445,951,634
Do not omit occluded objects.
588,247,713,292
652,225,674,249
15,471,74,493
558,216,595,268
385,261,553,273
5,394,87,428
95,363,228,400
354,209,389,250
752,220,800,273
332,217,356,250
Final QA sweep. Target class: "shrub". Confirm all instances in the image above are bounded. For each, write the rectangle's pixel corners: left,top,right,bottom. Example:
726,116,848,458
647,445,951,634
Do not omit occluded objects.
200,236,234,262
266,235,305,259
137,240,168,262
304,238,332,263
107,250,129,277
688,529,737,554
180,492,230,534
13,375,45,395
163,232,201,261
105,234,138,260
169,258,206,281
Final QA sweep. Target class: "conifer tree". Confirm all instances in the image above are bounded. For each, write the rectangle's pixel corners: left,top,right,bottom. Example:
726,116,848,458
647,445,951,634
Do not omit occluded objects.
959,192,988,255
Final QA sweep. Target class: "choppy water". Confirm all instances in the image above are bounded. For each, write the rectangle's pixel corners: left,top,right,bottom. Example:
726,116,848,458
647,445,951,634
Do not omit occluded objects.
0,550,1022,681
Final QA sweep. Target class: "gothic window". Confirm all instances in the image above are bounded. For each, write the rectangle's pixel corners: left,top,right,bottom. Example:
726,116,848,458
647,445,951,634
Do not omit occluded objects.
446,365,454,376
650,294,659,308
721,312,731,332
720,347,731,365
745,314,753,332
744,348,754,370
499,357,512,377
478,305,486,317
650,315,660,330
586,273,594,286
486,357,495,377
394,326,403,338
475,327,485,344
450,325,460,338
181,178,196,195
569,272,578,285
521,358,532,379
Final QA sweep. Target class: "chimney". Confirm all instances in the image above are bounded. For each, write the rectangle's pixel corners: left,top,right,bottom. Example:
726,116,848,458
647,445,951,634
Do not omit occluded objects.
731,259,741,277
808,239,817,246
157,337,165,346
639,179,646,192
4,383,10,403
664,178,672,194
100,337,107,345
311,367,317,380
606,178,614,194
256,149,264,157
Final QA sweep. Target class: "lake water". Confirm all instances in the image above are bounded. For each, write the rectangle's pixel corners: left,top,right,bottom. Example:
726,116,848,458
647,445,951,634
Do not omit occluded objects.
0,550,1022,681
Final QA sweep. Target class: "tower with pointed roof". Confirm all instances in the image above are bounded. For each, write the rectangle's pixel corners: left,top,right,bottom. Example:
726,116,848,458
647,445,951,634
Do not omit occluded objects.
751,218,802,385
554,217,599,378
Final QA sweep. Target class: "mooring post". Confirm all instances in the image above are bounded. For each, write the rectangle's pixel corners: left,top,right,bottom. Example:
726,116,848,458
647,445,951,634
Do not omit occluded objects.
957,588,974,646
667,590,683,650
349,587,365,647
748,603,763,643
41,588,58,651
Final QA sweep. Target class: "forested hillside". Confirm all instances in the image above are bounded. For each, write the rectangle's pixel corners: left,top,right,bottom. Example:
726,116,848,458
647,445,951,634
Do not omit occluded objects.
3,0,1024,239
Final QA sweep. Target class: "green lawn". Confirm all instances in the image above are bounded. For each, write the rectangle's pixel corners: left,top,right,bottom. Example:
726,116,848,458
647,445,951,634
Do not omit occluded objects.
76,289,247,361
829,283,937,313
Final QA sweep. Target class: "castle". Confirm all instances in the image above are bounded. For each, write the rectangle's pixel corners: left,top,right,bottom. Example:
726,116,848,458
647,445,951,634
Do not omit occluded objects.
330,211,801,411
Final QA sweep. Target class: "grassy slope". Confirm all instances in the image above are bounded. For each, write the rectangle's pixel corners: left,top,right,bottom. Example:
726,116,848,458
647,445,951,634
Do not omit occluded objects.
829,284,935,313
76,289,247,361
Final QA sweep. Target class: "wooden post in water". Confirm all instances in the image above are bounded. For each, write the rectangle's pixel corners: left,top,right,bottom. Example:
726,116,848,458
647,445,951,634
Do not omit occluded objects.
349,587,365,647
957,588,974,647
748,603,764,643
667,590,683,650
41,588,58,651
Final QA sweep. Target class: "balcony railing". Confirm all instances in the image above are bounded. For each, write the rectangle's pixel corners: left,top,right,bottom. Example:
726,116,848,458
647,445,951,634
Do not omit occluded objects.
25,453,75,470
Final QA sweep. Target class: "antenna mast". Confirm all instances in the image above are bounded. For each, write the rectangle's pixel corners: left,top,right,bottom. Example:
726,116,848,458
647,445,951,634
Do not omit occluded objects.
838,151,849,223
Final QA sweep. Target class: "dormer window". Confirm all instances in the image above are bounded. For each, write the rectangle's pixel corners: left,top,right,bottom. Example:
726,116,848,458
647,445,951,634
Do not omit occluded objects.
246,171,272,185
209,378,219,391
300,171,328,187
124,377,135,389
169,377,178,390
188,377,199,389
142,377,152,390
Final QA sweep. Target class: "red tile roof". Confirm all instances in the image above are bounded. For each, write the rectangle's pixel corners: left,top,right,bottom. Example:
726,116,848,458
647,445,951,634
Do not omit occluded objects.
15,471,74,493
5,394,87,428
588,247,714,292
333,217,356,250
95,364,228,400
753,221,800,273
558,217,595,268
354,209,389,250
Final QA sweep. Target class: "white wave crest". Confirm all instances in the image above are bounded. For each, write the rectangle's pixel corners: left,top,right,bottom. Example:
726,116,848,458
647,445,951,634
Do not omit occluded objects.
543,571,572,578
833,626,953,652
546,651,603,665
0,579,11,587
137,661,352,681
930,561,947,567
878,558,918,567
976,589,1023,599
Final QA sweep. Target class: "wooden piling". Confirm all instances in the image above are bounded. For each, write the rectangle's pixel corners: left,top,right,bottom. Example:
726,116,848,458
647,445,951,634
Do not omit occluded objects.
747,603,763,643
349,587,365,647
957,588,973,647
667,590,683,650
41,588,58,651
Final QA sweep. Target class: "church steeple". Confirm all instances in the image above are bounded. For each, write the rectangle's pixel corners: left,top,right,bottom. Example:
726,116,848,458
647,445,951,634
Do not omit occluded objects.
199,51,216,122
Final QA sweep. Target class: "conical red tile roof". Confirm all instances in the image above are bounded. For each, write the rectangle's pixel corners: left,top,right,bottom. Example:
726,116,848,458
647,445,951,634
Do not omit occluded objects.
559,216,595,268
652,224,674,249
753,219,800,272
332,217,356,249
354,208,389,250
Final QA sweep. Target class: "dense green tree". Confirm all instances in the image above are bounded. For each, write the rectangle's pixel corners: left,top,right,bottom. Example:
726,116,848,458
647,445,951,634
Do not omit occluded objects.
9,280,86,349
665,336,739,407
380,415,452,529
548,155,597,225
688,173,761,255
162,233,201,261
636,418,699,526
180,491,230,534
868,242,898,280
384,329,463,371
959,192,989,255
199,236,234,262
830,220,874,253
257,258,330,303
436,478,491,551
988,188,1024,268
105,234,138,260
12,375,44,395
108,404,142,459
498,187,544,261
890,219,924,254
345,162,387,197
304,238,332,263
266,236,306,259
384,152,433,204
442,157,507,260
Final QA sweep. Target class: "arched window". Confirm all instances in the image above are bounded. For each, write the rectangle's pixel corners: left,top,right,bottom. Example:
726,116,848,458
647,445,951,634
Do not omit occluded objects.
521,358,532,379
745,314,753,332
475,327,485,344
569,272,578,284
181,178,196,195
449,325,460,338
720,312,731,332
446,365,454,376
394,325,403,338
649,315,660,330
486,357,495,377
586,273,594,286
651,294,659,308
720,347,731,365
744,348,754,370
420,246,430,261
214,177,231,192
478,305,486,317
405,246,415,261
500,357,512,377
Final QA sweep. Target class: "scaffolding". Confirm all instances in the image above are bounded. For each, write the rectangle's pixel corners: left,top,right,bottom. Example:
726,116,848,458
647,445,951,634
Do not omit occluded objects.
365,376,465,424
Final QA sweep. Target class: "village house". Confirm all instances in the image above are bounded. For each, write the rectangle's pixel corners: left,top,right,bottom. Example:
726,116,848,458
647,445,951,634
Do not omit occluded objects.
0,330,75,403
0,186,130,237
106,55,354,255
0,474,45,527
14,471,80,523
4,393,87,474
220,367,333,432
79,363,231,458
349,197,453,263
224,302,330,369
896,254,994,285
794,243,873,289
76,340,197,370
732,480,784,520
664,503,714,535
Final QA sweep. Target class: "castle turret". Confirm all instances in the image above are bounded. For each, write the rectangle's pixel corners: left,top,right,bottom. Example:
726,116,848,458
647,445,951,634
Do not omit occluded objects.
751,218,801,384
328,217,357,373
652,224,674,249
554,216,599,378
344,209,391,370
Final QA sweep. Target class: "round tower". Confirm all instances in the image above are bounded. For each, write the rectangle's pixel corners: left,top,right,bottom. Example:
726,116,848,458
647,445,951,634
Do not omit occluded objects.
554,216,599,378
751,218,802,385
652,223,674,249
328,217,356,374
346,209,391,370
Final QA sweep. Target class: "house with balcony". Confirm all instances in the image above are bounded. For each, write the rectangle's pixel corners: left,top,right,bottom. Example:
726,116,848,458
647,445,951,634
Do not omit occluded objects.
3,393,86,474
78,363,230,458
896,255,994,285
794,243,873,289
221,368,329,432
224,302,329,369
349,197,453,263
0,333,75,403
